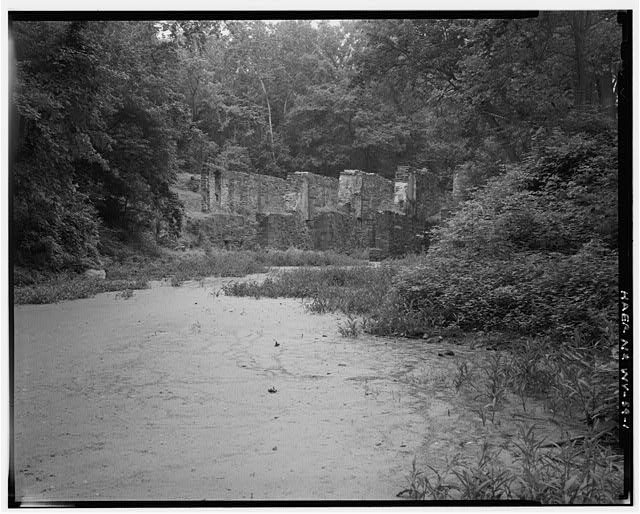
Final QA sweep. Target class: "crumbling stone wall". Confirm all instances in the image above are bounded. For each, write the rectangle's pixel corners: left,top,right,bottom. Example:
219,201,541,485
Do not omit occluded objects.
338,170,395,220
361,172,395,219
284,173,309,218
309,211,369,252
306,173,339,218
394,165,416,216
338,170,363,217
185,213,259,250
257,213,312,250
217,171,289,215
414,168,442,220
202,169,339,220
309,210,424,257
200,169,211,212
196,165,438,256
370,211,424,257
393,166,444,220
284,172,338,220
395,165,411,183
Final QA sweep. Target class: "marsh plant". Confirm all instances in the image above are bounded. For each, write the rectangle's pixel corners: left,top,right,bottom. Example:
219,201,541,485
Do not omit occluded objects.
400,456,459,500
115,288,135,300
401,427,623,503
452,360,471,392
338,315,360,338
452,442,514,500
459,352,509,425
224,265,397,316
511,424,623,504
13,272,149,304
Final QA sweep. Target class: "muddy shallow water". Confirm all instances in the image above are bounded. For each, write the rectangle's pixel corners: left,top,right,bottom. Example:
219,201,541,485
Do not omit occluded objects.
12,275,570,502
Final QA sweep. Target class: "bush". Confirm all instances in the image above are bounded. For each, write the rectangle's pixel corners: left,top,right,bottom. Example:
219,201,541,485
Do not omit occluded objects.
373,240,617,342
255,247,366,267
13,273,149,304
13,173,101,271
13,248,371,304
105,250,267,283
224,265,396,316
403,427,623,503
369,129,618,345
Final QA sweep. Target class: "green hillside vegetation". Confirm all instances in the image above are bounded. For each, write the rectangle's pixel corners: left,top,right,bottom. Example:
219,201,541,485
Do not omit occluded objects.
12,15,623,502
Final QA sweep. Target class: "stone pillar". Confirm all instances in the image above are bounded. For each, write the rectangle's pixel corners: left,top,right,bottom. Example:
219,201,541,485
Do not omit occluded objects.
299,174,310,220
200,169,211,212
213,171,222,207
394,165,416,216
338,170,363,218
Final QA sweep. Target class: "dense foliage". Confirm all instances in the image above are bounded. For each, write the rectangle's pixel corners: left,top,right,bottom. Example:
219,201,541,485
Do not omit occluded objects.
372,125,618,341
12,21,186,268
12,15,623,503
12,14,620,273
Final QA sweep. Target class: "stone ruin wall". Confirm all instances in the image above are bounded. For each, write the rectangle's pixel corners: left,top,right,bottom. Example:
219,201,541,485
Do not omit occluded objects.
198,165,440,257
202,170,339,220
257,213,313,250
337,171,363,217
359,172,396,219
284,172,339,220
203,170,289,215
338,170,397,220
414,169,442,221
394,165,416,216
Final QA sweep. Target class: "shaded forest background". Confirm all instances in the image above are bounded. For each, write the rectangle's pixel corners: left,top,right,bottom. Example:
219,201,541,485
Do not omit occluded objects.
9,14,628,504
11,15,619,271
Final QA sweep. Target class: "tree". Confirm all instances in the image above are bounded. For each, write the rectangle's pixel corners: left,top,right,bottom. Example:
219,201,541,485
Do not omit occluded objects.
349,14,619,197
12,20,189,268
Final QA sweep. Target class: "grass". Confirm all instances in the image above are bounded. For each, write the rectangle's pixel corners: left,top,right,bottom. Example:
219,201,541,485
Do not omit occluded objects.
396,344,623,504
337,314,361,337
14,274,149,305
253,247,368,267
114,288,135,300
401,425,623,503
13,246,370,305
224,256,622,502
16,243,621,502
223,265,397,315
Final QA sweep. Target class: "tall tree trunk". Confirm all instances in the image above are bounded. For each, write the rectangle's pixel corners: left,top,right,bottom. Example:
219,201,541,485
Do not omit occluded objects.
258,75,277,165
482,108,518,161
597,73,617,118
570,12,592,107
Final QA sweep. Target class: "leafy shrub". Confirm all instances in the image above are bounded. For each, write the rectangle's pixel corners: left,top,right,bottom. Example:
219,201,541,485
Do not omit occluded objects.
403,428,623,503
14,248,369,304
224,265,397,316
104,250,267,283
372,240,617,341
338,315,361,337
14,274,149,304
13,173,101,271
369,129,618,345
255,247,366,267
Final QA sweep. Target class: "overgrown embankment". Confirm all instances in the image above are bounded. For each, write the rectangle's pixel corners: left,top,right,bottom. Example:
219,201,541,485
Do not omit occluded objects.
13,247,367,305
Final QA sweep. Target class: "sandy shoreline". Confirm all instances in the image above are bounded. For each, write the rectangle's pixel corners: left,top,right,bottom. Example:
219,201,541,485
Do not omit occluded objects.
13,277,440,501
13,275,574,502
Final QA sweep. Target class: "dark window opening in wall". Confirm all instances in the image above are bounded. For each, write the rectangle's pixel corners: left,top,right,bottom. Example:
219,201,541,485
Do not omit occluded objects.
213,171,221,204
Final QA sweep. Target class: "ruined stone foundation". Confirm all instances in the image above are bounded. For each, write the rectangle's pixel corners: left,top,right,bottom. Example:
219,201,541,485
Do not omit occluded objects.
195,166,440,257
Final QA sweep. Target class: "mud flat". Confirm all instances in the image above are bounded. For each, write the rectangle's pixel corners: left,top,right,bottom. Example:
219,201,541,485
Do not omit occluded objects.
13,275,569,502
